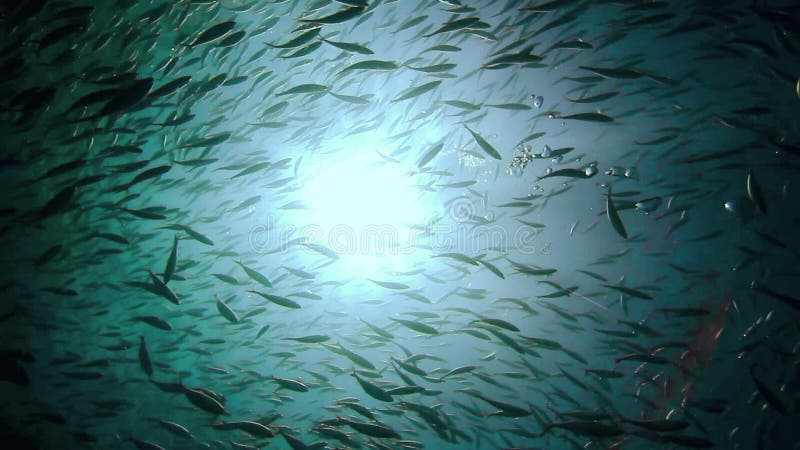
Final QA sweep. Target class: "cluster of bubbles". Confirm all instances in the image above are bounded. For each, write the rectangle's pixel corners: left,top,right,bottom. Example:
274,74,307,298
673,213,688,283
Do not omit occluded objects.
508,143,536,176
508,143,592,177
540,161,599,178
605,165,638,179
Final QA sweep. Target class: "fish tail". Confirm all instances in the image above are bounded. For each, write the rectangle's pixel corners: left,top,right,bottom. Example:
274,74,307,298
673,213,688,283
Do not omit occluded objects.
537,424,552,438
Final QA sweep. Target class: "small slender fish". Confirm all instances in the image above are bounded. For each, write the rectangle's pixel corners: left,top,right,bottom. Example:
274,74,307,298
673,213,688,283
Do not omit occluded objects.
746,168,766,214
185,21,236,47
138,336,152,378
391,80,440,102
464,125,502,159
424,17,480,38
300,6,365,24
216,296,239,324
606,185,627,239
163,235,178,284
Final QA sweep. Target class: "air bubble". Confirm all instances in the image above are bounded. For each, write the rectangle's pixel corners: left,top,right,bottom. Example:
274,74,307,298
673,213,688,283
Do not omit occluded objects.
724,200,736,214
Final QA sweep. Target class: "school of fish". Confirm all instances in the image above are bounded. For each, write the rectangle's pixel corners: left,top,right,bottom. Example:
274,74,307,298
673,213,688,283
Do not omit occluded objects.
1,0,799,449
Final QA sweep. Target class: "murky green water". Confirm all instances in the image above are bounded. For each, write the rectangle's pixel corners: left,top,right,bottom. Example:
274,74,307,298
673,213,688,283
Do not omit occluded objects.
1,0,799,449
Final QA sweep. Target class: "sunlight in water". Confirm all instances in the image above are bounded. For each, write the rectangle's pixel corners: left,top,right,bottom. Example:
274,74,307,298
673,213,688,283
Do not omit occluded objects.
300,132,430,275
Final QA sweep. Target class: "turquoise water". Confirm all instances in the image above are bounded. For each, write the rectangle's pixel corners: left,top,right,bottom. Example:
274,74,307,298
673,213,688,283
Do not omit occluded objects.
1,0,799,449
